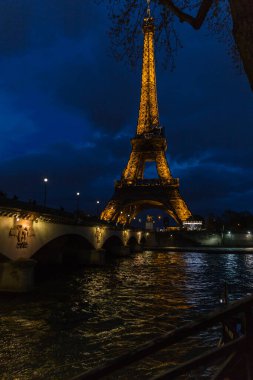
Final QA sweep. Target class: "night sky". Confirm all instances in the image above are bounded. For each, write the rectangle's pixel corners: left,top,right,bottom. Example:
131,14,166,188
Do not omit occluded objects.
0,0,253,218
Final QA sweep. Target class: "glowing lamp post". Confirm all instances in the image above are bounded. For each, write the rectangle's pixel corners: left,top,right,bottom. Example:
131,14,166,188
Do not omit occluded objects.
76,192,80,212
43,178,48,208
96,200,100,217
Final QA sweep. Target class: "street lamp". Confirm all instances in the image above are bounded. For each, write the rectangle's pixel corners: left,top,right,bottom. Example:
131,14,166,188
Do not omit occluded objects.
76,192,80,212
96,200,100,217
43,178,48,207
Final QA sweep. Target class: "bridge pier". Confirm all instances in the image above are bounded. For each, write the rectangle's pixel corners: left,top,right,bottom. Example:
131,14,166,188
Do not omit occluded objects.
144,232,157,248
108,246,130,257
129,244,142,253
76,249,106,265
0,259,36,292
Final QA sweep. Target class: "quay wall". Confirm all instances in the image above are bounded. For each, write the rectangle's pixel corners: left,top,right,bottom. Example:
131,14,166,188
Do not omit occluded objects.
154,231,253,248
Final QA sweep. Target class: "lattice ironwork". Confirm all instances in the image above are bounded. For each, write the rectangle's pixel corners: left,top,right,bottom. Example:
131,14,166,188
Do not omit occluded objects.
101,8,191,225
137,16,159,135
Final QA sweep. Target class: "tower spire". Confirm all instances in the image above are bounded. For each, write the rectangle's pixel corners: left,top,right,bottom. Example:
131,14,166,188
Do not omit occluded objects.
137,1,160,135
147,0,151,18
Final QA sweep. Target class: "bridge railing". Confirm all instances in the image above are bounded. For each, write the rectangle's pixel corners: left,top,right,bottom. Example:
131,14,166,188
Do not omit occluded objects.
71,294,253,380
0,198,107,226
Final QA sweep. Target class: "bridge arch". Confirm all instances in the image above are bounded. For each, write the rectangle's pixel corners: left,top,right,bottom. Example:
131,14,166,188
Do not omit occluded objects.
102,235,124,252
127,236,138,246
127,236,140,253
140,236,147,246
33,234,95,265
115,199,181,225
133,200,178,220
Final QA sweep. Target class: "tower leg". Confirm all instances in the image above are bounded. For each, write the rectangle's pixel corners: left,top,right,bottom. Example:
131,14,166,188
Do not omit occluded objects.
156,151,171,181
100,199,123,222
169,189,192,222
122,152,143,182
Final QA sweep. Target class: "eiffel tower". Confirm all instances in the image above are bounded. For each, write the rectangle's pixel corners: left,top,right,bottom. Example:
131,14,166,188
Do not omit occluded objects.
101,3,191,225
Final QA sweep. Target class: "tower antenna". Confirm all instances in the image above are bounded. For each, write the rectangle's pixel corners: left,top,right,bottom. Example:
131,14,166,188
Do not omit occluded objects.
147,0,151,17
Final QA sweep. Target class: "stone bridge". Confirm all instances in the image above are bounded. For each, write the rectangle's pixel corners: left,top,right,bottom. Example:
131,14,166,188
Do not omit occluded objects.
0,204,150,292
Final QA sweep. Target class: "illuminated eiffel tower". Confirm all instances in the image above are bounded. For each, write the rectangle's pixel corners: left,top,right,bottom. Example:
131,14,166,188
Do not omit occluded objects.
101,2,191,225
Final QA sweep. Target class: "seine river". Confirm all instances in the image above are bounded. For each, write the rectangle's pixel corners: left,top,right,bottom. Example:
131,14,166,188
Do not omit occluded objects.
1,250,253,379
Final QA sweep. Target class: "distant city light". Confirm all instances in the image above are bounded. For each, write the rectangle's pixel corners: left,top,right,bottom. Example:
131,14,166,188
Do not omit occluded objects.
183,221,202,225
182,220,202,231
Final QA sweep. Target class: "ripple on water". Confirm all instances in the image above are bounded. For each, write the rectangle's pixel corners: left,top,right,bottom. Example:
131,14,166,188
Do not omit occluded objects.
1,251,253,379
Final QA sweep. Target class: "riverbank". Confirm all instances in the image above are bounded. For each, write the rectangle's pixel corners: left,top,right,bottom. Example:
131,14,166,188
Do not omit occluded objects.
145,246,253,254
152,230,253,249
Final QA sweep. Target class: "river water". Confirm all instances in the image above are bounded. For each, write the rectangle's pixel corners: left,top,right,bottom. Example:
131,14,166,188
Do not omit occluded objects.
1,250,253,379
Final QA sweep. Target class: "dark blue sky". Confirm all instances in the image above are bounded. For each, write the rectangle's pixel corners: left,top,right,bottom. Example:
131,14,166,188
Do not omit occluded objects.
0,0,253,217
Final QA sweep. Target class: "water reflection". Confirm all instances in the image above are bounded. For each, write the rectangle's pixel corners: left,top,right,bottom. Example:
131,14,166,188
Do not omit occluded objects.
0,251,253,379
245,253,253,268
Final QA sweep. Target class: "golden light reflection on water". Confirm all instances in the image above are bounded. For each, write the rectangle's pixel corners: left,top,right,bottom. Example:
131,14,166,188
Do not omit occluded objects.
1,251,253,379
244,253,253,268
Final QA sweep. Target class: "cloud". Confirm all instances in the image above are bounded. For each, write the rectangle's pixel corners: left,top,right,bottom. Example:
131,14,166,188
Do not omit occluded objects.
0,133,132,212
45,53,138,133
0,0,102,56
178,160,253,215
0,1,252,219
0,0,31,55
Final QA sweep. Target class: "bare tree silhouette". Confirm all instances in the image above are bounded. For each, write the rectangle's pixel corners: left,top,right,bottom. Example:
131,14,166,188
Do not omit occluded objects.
107,0,253,90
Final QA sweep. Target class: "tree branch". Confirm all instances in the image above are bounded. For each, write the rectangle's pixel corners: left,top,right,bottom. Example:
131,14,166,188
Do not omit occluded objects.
158,0,214,29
